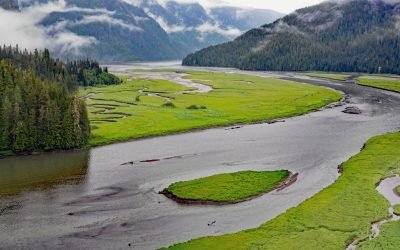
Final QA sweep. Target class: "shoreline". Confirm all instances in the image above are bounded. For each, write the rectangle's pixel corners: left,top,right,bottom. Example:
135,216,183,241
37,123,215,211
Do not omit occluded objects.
0,97,341,160
0,73,347,160
159,172,298,206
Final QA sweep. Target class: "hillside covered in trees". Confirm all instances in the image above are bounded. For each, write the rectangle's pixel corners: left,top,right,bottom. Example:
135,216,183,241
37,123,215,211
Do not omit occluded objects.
0,46,120,155
183,0,400,74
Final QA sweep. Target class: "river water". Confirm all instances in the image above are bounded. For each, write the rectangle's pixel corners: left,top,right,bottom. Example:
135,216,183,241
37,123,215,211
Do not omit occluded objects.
0,62,400,249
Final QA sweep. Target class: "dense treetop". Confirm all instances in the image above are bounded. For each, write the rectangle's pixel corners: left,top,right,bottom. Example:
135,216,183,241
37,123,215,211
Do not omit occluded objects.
0,45,121,91
0,60,90,153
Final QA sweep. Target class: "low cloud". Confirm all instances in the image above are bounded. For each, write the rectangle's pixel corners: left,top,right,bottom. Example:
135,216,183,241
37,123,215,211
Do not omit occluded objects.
195,22,241,36
145,10,241,37
0,0,96,55
0,0,144,57
73,14,142,31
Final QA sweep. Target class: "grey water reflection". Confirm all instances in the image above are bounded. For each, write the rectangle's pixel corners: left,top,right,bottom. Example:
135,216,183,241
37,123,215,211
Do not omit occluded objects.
0,150,90,196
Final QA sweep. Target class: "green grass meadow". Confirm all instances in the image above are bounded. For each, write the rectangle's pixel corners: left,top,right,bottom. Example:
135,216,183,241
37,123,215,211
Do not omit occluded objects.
81,71,341,146
166,170,289,203
163,133,400,250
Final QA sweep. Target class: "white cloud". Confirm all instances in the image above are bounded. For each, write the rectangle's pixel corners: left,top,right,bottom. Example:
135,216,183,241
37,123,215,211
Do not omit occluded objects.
195,22,241,36
142,3,241,37
0,0,146,56
0,0,96,55
73,14,142,31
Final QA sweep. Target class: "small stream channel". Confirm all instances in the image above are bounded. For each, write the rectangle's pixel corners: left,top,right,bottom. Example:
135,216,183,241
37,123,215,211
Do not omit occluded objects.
347,174,400,249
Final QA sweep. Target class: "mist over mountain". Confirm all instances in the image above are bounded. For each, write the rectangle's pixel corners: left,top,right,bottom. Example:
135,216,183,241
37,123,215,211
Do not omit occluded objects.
0,0,283,62
183,0,400,74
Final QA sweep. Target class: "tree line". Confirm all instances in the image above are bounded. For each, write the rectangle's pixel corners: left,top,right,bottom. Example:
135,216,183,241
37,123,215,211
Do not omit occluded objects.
0,45,121,91
0,46,121,154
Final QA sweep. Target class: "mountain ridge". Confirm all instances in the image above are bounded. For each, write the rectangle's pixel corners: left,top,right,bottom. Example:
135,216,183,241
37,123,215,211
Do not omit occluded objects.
183,0,400,74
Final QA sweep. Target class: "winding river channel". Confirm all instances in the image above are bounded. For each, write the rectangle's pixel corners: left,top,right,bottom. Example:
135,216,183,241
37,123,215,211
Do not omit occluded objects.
1,62,400,249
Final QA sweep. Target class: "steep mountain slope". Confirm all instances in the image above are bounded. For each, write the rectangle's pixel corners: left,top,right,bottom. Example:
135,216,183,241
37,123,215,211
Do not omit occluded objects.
134,0,284,57
183,0,400,74
1,0,282,62
0,0,18,10
38,0,180,61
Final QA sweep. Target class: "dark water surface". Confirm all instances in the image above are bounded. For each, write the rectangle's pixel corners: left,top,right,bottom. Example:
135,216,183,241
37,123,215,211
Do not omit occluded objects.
1,64,400,249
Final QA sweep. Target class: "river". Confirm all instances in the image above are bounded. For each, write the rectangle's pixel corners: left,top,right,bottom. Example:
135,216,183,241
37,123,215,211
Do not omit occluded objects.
0,62,400,249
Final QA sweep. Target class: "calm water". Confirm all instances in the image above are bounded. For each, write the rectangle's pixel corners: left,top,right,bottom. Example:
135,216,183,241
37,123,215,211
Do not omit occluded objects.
1,65,400,249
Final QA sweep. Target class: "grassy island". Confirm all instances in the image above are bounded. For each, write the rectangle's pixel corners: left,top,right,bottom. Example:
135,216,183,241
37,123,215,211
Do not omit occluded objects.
162,170,291,204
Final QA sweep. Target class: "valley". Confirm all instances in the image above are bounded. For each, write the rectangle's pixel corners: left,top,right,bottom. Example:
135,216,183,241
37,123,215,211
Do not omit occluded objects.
1,0,400,249
0,64,399,249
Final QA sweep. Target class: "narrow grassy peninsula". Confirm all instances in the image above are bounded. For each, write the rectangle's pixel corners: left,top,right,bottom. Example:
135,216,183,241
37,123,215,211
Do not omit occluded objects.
161,170,291,204
305,73,351,81
357,77,400,93
163,133,400,249
81,71,341,146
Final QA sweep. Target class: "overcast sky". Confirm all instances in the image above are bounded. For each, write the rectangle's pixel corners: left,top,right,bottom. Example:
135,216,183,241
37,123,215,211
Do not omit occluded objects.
174,0,326,13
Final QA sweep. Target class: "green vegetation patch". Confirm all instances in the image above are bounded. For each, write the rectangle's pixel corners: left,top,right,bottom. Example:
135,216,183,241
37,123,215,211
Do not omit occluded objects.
357,76,400,93
163,133,400,250
305,73,351,81
81,71,341,146
359,219,400,250
395,185,400,196
394,204,400,216
164,170,290,203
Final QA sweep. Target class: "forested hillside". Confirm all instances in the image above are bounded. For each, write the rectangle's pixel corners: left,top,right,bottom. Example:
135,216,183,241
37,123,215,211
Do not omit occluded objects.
0,60,89,153
0,46,120,154
183,0,400,74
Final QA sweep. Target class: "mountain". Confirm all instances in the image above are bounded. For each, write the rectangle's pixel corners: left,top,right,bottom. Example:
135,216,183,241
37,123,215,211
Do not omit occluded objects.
136,0,283,57
33,0,181,61
0,0,283,62
0,0,18,10
183,0,400,74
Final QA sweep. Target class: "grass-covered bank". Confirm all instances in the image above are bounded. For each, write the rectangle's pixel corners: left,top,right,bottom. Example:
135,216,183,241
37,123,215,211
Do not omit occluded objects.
81,71,342,146
162,133,400,250
161,170,291,204
357,76,400,93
